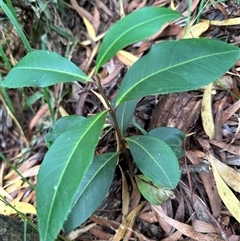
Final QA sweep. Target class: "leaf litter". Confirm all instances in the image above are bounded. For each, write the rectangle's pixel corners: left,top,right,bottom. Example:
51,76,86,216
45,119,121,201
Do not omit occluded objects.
0,0,240,240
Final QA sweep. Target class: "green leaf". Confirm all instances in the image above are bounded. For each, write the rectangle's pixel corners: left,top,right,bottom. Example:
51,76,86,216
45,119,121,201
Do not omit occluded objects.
96,7,182,72
126,135,180,189
63,152,119,232
115,99,138,135
116,39,240,105
148,127,185,158
45,115,85,148
36,111,107,241
1,50,90,88
136,174,175,205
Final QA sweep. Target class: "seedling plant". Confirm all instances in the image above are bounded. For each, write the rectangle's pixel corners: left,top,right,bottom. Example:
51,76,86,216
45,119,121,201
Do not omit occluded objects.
1,3,240,241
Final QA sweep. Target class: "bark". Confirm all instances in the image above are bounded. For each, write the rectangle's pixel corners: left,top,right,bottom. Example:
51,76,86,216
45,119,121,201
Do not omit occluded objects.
149,92,202,133
0,214,39,241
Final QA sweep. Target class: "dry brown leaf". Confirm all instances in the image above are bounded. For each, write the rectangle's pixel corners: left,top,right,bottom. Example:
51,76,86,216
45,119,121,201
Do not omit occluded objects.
22,190,35,203
208,140,240,155
95,0,112,17
17,165,40,179
138,211,158,223
70,0,92,22
116,50,139,67
90,215,119,229
180,181,213,224
92,6,100,34
152,205,224,241
0,186,13,200
129,174,141,212
58,105,69,117
91,90,109,110
228,235,240,241
0,200,36,215
215,76,233,90
89,226,112,240
113,202,145,241
207,152,240,223
29,104,49,132
201,83,215,140
119,0,125,18
184,21,210,38
221,99,240,124
84,43,100,73
154,204,172,234
161,230,183,241
5,180,25,194
186,151,222,217
119,165,130,217
100,63,124,86
80,32,105,46
192,220,219,234
204,17,240,26
207,154,240,192
83,16,96,40
182,0,200,17
4,153,40,182
66,223,96,240
127,0,148,13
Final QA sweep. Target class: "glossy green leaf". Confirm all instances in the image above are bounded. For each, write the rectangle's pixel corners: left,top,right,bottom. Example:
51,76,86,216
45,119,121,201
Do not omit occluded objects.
136,174,175,205
1,50,90,88
116,39,240,105
63,152,119,232
126,135,180,189
45,115,85,148
148,127,185,158
96,7,182,72
36,111,107,241
115,99,138,135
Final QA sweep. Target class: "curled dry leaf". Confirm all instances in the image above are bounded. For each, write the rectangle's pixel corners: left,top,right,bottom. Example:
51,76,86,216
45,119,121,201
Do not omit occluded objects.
113,202,146,241
207,153,240,193
83,17,96,40
208,140,240,155
203,17,240,26
116,50,139,67
221,99,240,124
186,150,222,217
152,205,224,241
184,21,210,38
192,220,219,234
207,152,240,223
201,83,215,140
0,200,36,215
119,165,130,217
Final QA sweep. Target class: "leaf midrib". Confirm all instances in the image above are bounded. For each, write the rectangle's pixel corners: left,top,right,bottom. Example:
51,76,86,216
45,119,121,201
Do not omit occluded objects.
117,49,238,104
97,12,179,70
128,137,173,188
12,66,87,78
44,112,105,240
74,153,118,203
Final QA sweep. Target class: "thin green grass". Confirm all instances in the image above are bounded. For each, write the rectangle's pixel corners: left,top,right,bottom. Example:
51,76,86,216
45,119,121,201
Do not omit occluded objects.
0,0,56,122
0,153,36,190
0,46,12,70
0,196,38,230
0,0,32,52
184,0,230,37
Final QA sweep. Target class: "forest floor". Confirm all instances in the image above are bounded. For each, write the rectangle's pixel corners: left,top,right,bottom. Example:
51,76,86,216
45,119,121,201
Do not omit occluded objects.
0,0,240,240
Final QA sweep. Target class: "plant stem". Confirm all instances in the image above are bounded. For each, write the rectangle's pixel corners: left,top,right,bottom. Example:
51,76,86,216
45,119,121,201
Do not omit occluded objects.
94,76,133,173
43,88,55,123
